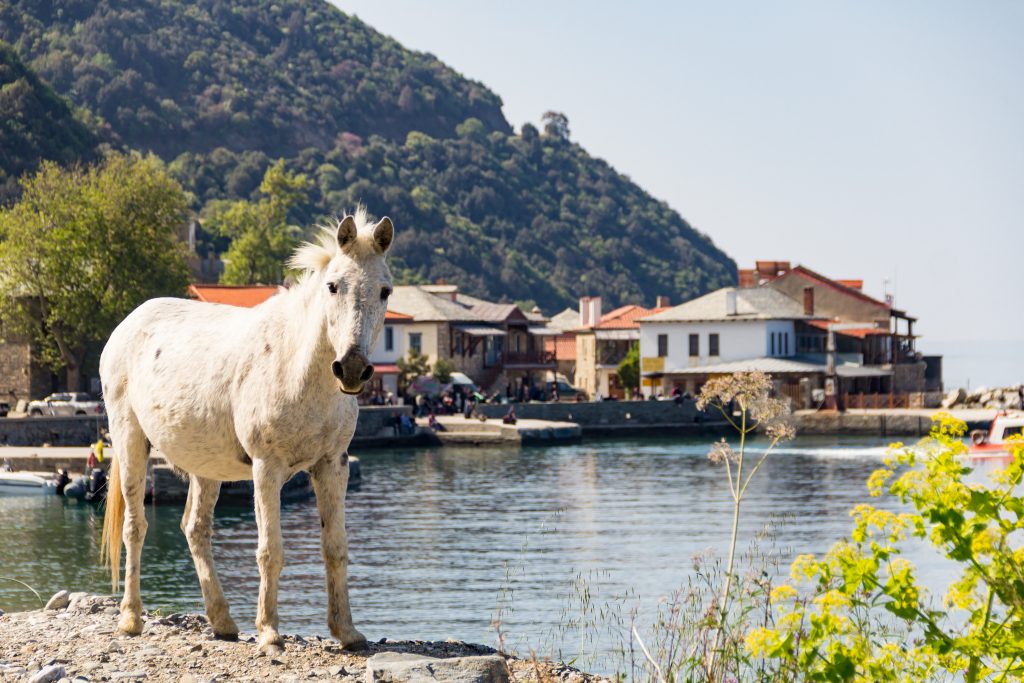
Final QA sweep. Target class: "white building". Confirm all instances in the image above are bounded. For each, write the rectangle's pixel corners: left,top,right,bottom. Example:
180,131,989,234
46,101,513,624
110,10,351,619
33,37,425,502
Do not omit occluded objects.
638,287,820,401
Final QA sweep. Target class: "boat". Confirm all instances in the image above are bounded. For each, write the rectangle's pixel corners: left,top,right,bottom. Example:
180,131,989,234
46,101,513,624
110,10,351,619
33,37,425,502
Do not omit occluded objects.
968,412,1024,460
0,471,59,495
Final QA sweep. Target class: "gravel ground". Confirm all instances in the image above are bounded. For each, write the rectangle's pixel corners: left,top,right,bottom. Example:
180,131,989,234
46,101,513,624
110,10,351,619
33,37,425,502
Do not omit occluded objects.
0,594,603,683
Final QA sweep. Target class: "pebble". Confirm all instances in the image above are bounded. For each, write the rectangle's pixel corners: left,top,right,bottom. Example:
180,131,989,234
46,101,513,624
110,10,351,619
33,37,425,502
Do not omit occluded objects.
45,590,71,611
28,663,66,683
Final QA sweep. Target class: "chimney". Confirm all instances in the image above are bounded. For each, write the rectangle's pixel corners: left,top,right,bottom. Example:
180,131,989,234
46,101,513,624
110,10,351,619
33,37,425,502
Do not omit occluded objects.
589,296,602,327
725,290,737,316
579,296,591,327
655,295,670,308
803,287,814,316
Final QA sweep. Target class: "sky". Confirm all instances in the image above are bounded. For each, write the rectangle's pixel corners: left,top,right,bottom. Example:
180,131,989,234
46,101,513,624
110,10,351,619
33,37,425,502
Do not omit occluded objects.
333,0,1023,348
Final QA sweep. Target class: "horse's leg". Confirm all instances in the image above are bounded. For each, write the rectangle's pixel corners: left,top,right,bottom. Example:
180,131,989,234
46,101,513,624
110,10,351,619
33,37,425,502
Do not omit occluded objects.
181,474,238,638
112,412,149,635
309,453,366,650
252,458,286,655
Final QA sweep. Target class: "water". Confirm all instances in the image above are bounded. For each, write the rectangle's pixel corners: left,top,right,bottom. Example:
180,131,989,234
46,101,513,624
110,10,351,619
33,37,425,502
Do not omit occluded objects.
0,436,980,664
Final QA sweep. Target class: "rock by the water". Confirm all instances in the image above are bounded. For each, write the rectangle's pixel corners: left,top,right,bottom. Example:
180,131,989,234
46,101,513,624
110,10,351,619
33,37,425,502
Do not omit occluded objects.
366,652,510,683
941,388,965,409
44,590,70,611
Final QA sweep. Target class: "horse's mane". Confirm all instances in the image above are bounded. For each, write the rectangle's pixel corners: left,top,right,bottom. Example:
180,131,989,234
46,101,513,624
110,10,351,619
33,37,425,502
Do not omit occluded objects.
288,206,372,275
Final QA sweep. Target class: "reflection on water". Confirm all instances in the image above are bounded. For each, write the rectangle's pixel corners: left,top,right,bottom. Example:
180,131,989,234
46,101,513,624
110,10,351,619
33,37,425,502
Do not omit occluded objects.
0,435,976,662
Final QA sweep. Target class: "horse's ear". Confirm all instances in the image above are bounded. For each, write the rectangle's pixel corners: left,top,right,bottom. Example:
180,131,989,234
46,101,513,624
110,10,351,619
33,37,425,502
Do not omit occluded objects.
337,216,357,251
372,216,394,254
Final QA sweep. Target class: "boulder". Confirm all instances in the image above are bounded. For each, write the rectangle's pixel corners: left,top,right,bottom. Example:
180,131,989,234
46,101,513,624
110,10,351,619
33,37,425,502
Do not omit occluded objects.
365,652,509,683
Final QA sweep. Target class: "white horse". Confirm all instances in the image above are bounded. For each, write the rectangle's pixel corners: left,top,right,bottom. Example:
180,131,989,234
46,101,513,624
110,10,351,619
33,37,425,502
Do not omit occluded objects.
100,209,394,655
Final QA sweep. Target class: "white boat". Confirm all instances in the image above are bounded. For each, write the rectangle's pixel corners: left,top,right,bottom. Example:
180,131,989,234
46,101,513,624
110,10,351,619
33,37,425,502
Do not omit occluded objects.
968,412,1024,461
0,471,58,495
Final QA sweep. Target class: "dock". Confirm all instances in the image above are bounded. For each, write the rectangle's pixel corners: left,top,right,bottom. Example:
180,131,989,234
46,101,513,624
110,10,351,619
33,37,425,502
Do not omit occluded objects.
417,415,582,446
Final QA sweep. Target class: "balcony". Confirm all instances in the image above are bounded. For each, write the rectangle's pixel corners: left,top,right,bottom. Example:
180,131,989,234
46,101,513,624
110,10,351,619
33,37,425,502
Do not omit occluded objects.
503,350,557,368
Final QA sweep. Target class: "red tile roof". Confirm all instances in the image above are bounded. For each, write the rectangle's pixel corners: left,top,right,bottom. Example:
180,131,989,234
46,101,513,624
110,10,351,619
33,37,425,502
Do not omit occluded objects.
806,320,890,338
592,305,668,330
187,284,281,307
787,266,888,308
385,310,413,321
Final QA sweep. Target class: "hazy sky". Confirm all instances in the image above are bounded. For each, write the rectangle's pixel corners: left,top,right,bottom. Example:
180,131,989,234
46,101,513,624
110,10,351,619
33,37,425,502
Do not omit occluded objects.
333,1,1023,345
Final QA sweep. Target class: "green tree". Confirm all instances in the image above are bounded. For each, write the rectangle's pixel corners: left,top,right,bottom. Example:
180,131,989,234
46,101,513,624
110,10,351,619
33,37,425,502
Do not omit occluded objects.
396,348,431,393
0,153,190,390
205,160,311,285
617,342,640,396
432,358,454,385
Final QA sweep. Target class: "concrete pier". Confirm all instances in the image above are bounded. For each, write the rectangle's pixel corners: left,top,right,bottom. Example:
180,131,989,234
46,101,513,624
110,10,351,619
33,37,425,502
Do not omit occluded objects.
794,408,996,437
417,415,582,446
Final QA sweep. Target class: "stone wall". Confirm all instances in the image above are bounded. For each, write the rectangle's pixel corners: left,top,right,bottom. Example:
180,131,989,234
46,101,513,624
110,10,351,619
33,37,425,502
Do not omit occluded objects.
0,340,51,402
476,398,711,435
0,405,412,446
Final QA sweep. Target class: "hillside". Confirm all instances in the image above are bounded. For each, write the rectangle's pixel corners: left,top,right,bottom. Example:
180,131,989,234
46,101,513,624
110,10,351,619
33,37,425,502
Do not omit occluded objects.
1,0,736,312
0,42,98,203
1,0,508,158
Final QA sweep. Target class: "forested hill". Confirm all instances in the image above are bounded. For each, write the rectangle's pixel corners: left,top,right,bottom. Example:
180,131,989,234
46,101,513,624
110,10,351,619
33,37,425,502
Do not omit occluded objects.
0,42,97,202
0,0,737,312
1,0,508,158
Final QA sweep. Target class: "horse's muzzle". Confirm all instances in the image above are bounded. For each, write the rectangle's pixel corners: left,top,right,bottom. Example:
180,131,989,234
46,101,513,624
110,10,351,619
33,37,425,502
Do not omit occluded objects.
333,348,374,394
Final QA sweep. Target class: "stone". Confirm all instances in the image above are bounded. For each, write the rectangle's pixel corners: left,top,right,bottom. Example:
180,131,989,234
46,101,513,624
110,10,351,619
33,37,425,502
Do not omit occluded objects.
329,665,347,676
111,671,148,680
940,388,965,409
364,653,510,683
45,591,71,611
66,592,90,612
28,664,66,683
107,640,124,653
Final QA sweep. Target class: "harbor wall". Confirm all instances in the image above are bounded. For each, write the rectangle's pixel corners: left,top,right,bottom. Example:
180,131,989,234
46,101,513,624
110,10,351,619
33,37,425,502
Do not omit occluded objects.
794,411,991,437
0,405,412,447
475,399,719,436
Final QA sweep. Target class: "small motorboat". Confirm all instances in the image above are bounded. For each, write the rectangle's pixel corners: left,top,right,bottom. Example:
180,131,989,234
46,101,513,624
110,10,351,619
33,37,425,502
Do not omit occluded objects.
0,471,59,495
968,412,1024,461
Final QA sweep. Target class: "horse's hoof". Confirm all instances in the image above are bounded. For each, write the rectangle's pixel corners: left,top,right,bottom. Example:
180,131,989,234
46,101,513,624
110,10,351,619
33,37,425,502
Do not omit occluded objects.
340,630,367,651
212,616,239,640
117,612,144,636
257,633,285,656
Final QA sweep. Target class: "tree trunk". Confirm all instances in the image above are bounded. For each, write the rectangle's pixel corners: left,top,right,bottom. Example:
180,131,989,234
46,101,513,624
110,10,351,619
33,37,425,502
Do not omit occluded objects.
66,362,82,393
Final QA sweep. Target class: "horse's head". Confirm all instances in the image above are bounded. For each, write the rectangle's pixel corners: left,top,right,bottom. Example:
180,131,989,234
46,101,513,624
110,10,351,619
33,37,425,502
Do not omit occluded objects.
320,213,394,395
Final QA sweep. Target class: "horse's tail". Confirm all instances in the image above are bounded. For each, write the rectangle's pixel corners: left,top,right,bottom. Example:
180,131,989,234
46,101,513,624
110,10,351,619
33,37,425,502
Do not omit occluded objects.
100,455,124,592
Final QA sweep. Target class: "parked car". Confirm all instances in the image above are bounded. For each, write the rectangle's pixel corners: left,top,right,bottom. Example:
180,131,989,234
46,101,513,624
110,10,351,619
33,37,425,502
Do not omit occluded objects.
550,380,587,402
27,392,104,417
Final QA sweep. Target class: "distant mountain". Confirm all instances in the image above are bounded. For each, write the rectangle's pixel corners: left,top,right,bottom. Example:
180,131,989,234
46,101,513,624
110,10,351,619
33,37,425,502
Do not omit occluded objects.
0,0,736,311
0,41,97,203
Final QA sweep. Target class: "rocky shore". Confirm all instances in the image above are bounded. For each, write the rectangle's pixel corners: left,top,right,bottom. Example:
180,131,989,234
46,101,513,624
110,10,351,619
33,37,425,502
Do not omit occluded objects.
0,593,602,683
942,385,1024,411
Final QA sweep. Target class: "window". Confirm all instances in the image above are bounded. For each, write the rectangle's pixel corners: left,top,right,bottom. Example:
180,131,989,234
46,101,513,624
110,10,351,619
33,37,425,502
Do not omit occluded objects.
657,334,668,357
384,326,394,352
689,333,699,357
409,332,422,354
784,332,789,356
709,333,720,357
770,333,775,356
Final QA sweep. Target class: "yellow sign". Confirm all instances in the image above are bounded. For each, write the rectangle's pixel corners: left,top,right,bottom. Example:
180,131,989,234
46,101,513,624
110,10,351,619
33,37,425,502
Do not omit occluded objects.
641,356,664,373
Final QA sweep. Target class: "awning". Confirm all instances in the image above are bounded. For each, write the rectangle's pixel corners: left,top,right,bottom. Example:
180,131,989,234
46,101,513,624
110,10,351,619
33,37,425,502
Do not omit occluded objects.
374,364,400,375
594,329,639,341
527,326,561,336
453,324,506,337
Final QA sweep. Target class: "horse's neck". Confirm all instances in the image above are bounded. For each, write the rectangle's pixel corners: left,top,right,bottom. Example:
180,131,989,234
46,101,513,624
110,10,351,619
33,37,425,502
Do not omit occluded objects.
268,282,335,400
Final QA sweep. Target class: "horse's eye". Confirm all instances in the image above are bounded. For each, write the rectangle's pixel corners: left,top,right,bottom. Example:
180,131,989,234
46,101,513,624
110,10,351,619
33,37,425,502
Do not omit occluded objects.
327,282,338,294
381,287,392,301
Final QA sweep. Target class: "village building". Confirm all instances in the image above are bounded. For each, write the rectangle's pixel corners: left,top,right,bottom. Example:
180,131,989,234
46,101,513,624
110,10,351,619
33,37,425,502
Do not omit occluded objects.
573,296,670,399
640,262,942,407
384,285,559,394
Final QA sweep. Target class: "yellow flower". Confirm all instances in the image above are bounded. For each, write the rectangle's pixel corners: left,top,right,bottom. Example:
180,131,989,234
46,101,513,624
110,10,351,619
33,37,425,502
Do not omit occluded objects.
770,584,797,602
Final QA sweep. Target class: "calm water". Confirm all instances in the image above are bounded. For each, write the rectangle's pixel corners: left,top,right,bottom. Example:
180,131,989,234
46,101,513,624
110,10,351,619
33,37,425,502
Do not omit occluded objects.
0,436,981,663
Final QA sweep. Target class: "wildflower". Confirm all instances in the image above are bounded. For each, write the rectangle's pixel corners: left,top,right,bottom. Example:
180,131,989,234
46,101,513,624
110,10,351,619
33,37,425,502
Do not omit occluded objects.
709,439,738,464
